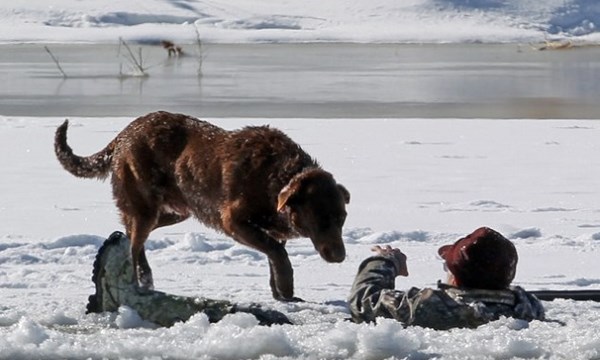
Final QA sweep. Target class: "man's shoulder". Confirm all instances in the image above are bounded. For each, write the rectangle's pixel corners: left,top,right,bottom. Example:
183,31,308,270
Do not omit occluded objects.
404,283,524,329
438,283,517,306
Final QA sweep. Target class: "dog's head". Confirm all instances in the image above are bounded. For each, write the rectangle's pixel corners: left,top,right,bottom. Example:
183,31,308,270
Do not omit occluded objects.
277,168,350,263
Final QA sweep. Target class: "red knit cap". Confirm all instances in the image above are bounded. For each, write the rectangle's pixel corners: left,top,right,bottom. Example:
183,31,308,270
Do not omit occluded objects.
438,227,517,290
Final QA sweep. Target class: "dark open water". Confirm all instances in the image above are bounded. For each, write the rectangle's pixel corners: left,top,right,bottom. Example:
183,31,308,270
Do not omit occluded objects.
2,43,600,118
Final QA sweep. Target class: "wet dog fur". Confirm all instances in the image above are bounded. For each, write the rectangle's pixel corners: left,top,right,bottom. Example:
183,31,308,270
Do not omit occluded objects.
54,111,350,300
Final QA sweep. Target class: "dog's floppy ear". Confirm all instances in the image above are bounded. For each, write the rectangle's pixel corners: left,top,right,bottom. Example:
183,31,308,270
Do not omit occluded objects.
338,184,350,204
277,182,299,212
278,171,310,212
278,178,350,211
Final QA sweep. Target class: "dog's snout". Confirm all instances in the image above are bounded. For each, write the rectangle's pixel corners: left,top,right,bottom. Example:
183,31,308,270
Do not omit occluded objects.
320,245,346,263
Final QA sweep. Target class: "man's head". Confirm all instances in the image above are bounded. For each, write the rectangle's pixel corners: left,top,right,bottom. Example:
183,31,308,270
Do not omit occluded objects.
437,227,517,290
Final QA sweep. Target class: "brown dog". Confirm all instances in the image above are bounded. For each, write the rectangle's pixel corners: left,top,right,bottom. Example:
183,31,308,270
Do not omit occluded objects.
54,111,350,301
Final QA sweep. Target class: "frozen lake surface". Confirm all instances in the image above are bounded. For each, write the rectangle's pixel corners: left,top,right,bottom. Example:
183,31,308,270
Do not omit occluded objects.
3,43,600,119
3,42,600,359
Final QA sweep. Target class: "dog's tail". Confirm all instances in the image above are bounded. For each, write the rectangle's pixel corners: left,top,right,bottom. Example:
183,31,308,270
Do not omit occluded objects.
54,120,114,179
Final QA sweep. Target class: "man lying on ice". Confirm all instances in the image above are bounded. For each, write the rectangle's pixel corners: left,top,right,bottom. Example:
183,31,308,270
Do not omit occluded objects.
348,227,545,329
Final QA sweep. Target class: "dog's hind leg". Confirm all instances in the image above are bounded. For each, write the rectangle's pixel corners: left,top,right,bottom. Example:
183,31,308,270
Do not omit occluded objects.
130,208,190,288
115,162,168,290
130,218,156,290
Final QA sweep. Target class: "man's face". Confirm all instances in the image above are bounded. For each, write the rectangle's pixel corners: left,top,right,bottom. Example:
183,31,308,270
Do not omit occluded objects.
443,262,457,286
446,272,457,286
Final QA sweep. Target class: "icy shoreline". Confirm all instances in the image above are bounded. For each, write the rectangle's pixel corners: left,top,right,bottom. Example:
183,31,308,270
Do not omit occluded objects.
2,0,600,45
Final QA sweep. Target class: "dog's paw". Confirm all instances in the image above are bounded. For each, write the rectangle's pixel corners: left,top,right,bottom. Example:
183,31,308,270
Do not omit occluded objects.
135,283,155,294
277,296,305,303
136,277,155,292
137,269,154,290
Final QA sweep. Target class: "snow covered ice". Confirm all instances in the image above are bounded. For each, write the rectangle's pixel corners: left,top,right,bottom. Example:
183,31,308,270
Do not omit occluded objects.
1,1,600,359
2,117,600,359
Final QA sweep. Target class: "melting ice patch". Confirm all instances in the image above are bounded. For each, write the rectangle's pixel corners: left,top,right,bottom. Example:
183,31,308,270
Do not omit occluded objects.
220,15,306,30
355,230,430,244
440,200,514,213
510,228,542,239
42,234,104,250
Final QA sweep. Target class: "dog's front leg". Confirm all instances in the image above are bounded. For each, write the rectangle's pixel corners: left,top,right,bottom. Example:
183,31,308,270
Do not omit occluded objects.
266,244,301,301
244,233,298,300
222,211,299,301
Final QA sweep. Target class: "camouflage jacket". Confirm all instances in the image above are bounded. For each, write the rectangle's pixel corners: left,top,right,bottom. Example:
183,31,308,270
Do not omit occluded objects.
348,255,545,330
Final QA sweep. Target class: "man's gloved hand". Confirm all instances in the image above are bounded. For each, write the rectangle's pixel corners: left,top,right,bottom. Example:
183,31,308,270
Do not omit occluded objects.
371,245,409,277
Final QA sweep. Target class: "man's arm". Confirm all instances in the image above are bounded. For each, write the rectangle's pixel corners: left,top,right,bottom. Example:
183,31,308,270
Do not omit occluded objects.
347,246,412,323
